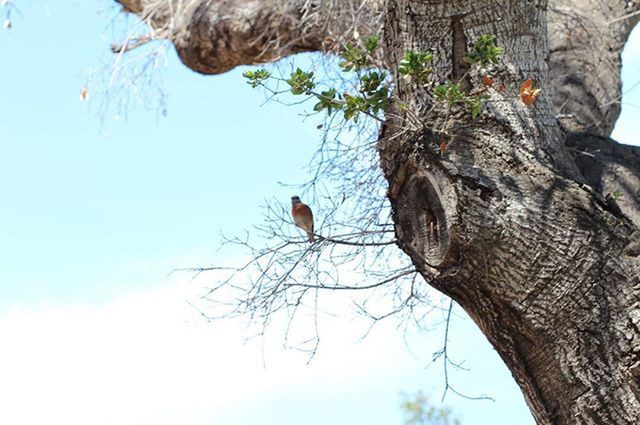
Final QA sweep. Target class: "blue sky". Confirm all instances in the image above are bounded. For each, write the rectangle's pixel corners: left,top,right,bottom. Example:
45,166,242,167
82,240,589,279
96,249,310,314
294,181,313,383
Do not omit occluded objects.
0,2,638,425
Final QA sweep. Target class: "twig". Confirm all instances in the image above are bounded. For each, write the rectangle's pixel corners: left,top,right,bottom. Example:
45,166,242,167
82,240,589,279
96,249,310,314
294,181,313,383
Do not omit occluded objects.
436,299,495,402
609,10,640,25
111,29,169,54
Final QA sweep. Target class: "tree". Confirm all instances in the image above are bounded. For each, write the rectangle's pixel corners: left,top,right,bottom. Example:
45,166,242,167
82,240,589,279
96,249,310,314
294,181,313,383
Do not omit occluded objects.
401,392,460,425
81,1,640,423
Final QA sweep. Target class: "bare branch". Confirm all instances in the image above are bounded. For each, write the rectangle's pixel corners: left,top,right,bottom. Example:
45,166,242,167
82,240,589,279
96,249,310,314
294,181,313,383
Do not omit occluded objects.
111,28,169,53
434,299,495,403
609,9,640,25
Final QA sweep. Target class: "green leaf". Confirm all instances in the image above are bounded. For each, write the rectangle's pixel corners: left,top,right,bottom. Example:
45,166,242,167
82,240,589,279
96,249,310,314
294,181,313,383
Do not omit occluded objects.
434,84,449,101
242,68,271,88
470,96,485,119
313,88,343,115
286,68,316,95
465,34,503,65
398,50,433,84
339,43,368,71
434,81,465,104
342,93,370,122
244,35,392,122
339,36,380,72
359,71,387,95
364,35,380,53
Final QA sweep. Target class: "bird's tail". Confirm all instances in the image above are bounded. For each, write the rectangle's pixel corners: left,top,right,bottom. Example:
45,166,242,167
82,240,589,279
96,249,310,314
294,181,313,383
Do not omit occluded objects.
307,232,315,243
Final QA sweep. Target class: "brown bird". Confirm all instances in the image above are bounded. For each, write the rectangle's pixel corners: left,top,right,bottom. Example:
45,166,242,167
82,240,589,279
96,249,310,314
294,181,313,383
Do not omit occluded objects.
291,195,315,242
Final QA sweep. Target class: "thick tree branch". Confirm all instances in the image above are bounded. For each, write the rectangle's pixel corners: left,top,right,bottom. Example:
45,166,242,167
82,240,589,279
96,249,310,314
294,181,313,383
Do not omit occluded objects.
549,0,640,137
568,133,640,225
117,0,384,74
115,1,639,142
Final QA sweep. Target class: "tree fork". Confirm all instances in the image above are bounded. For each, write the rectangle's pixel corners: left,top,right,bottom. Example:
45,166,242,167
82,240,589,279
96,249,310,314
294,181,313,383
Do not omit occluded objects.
114,0,640,423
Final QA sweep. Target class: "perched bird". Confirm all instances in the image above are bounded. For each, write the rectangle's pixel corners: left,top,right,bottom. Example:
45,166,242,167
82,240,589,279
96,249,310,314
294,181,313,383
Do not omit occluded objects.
291,195,315,242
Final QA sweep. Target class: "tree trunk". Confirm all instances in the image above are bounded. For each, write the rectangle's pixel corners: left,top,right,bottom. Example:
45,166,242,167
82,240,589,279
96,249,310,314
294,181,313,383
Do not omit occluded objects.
382,2,640,423
116,0,640,423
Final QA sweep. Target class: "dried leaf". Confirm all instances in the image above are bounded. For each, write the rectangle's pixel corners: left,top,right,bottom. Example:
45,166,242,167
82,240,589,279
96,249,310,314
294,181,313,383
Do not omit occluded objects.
520,79,541,105
79,87,89,101
482,75,494,87
439,138,447,155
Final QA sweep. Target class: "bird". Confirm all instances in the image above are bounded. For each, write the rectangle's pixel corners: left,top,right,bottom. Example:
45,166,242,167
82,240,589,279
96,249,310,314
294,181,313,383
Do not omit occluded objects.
291,195,315,242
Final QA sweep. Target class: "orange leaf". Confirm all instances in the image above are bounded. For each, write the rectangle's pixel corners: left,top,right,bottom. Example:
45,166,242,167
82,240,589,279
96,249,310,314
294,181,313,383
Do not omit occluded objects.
79,87,89,101
439,139,447,155
482,75,494,87
520,79,541,105
498,84,506,93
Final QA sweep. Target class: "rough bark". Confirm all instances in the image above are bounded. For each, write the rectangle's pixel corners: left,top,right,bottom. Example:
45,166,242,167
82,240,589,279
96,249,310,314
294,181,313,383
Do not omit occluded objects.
380,2,640,423
568,134,640,225
115,0,640,423
549,0,640,137
116,0,384,73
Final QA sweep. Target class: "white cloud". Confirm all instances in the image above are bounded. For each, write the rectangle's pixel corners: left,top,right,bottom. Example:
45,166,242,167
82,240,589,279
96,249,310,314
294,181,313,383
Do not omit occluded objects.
0,280,432,425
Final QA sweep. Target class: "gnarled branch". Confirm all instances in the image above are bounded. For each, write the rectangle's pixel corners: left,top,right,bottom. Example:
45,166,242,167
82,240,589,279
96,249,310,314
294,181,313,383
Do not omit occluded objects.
116,0,384,74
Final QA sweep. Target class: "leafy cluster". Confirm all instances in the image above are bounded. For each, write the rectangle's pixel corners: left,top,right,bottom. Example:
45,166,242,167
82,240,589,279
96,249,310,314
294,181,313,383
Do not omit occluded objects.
242,69,271,88
313,88,342,115
401,392,460,425
339,35,380,71
244,35,389,122
465,35,503,66
611,189,624,201
434,81,488,119
286,68,316,95
243,34,505,124
399,50,434,85
433,82,466,104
